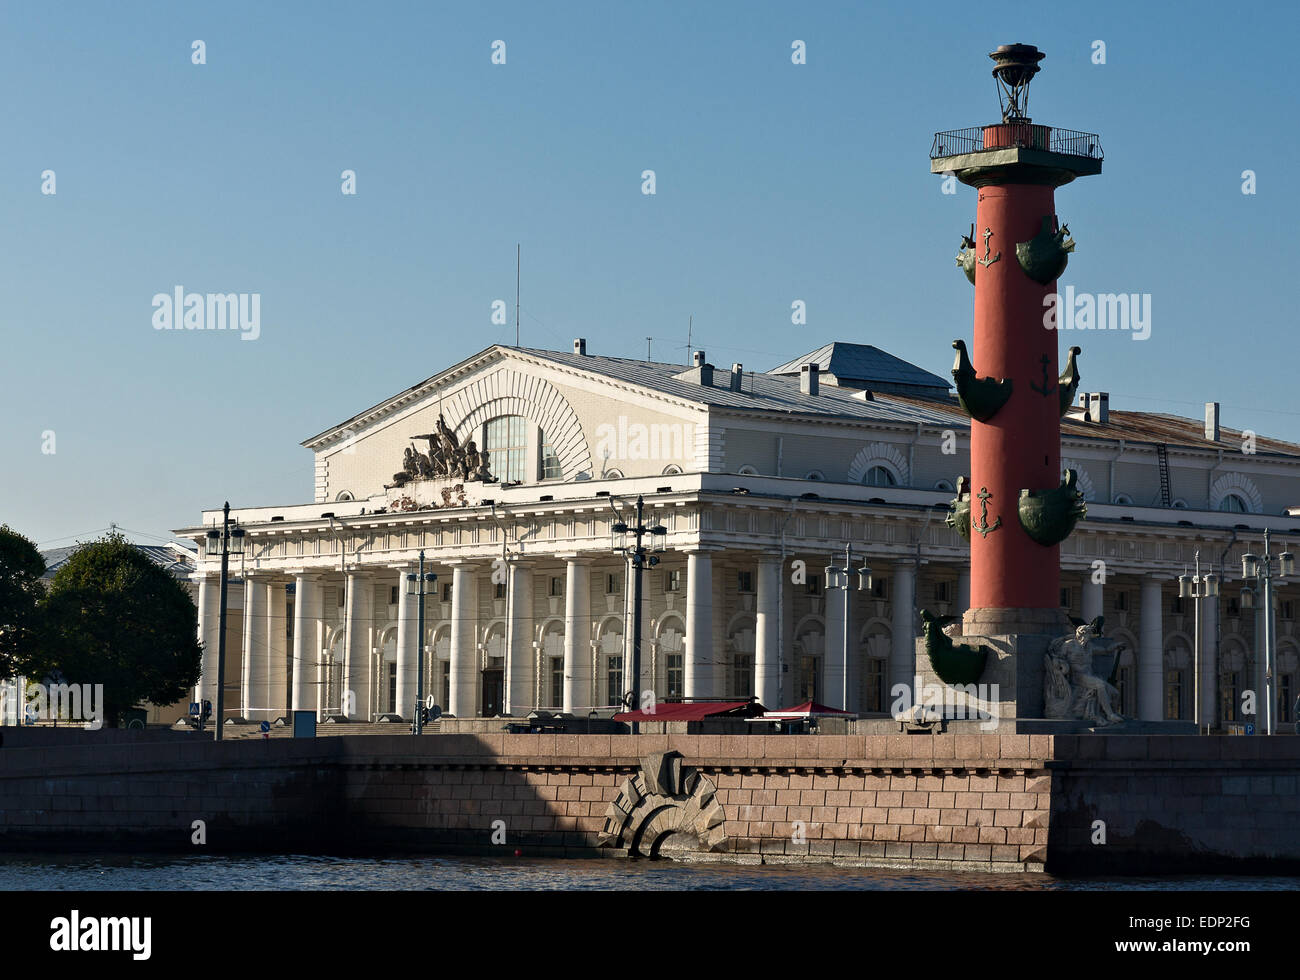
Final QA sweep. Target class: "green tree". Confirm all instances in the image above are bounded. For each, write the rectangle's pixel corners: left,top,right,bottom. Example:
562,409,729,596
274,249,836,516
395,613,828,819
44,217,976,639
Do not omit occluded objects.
0,524,46,677
34,532,201,726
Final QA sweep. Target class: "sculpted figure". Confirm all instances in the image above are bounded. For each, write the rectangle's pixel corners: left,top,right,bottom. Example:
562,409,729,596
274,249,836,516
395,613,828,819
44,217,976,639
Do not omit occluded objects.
1045,621,1124,726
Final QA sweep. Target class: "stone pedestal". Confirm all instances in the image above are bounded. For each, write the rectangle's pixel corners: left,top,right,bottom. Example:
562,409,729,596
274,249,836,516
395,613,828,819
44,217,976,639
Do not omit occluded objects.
962,606,1072,638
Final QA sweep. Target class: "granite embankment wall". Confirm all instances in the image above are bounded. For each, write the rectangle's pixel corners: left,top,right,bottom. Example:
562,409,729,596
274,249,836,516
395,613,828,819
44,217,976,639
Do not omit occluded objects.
1,733,1297,874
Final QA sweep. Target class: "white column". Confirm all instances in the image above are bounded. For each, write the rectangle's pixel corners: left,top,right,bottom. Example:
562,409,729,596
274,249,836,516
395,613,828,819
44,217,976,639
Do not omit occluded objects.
957,568,971,617
196,573,221,707
291,574,321,713
395,566,418,720
343,571,374,720
890,560,917,695
1081,573,1104,623
1139,577,1164,721
449,564,479,718
266,581,287,723
756,558,781,708
506,560,535,715
824,584,848,711
240,576,266,722
562,559,591,714
685,551,714,698
1201,593,1218,729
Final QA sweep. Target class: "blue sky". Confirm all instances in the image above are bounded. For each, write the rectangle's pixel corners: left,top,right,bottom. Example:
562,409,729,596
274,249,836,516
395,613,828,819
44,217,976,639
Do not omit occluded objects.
2,0,1296,548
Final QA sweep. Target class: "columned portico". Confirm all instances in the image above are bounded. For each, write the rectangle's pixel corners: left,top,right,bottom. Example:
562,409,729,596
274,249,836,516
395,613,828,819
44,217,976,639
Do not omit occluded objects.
505,559,535,715
890,560,917,694
266,580,288,722
240,575,267,721
343,571,374,720
755,557,782,708
394,565,418,720
1139,577,1165,721
685,550,714,699
291,573,322,715
562,558,591,714
449,564,479,718
195,573,221,707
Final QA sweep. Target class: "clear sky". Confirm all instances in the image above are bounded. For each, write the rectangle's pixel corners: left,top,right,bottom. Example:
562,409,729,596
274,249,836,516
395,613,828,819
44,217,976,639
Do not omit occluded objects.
2,0,1296,548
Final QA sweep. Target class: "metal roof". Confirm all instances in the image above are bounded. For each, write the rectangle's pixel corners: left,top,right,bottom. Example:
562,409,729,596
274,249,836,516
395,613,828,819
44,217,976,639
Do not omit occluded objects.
767,342,951,390
41,543,197,582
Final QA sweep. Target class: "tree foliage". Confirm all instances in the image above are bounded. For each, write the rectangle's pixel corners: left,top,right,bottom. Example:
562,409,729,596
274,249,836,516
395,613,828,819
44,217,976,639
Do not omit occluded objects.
0,524,46,676
33,532,201,725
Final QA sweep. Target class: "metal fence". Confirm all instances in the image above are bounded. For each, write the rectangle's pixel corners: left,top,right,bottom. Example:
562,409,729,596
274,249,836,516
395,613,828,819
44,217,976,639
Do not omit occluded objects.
931,126,1103,160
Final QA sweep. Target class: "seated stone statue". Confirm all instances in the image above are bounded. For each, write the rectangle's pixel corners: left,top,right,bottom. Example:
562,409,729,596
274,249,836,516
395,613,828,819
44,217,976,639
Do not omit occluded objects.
1045,621,1124,726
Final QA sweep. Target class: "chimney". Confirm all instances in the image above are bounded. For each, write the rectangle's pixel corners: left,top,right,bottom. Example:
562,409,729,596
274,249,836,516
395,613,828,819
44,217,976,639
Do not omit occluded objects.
730,363,744,393
693,350,706,367
573,338,587,356
1088,391,1109,424
1205,401,1220,441
800,363,820,396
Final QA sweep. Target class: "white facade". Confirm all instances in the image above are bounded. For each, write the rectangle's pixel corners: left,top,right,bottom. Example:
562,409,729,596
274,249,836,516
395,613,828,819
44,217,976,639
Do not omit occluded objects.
178,342,1300,729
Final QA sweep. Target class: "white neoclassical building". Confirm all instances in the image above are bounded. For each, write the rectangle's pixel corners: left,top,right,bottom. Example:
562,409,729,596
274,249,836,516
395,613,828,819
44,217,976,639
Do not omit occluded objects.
178,340,1300,730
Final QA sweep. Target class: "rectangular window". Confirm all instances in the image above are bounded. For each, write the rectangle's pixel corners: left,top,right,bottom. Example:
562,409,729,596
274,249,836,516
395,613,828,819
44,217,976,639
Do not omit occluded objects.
798,656,819,702
1060,587,1071,609
1227,597,1240,617
666,570,681,592
666,654,684,699
936,581,952,603
337,587,345,607
606,656,624,707
871,577,887,599
441,661,451,709
1114,591,1129,612
1283,601,1295,621
550,576,564,598
733,654,753,697
807,575,822,597
551,659,564,709
1165,671,1183,720
606,573,621,595
540,440,562,481
485,415,528,483
442,583,453,602
865,659,886,713
494,582,507,599
1171,596,1184,615
737,571,754,594
390,586,399,606
1281,675,1294,723
387,663,397,715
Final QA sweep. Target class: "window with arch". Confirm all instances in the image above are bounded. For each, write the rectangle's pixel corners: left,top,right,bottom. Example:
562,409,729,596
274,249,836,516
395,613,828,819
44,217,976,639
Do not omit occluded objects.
737,465,758,476
805,470,825,481
864,465,897,487
604,468,624,479
934,479,954,492
1219,493,1249,513
1113,493,1134,505
662,464,684,476
1172,498,1188,509
485,415,527,483
335,490,354,501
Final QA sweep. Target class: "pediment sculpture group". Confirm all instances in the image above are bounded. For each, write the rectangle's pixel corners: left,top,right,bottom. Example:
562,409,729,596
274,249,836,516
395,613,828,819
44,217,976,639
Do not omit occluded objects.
391,414,495,487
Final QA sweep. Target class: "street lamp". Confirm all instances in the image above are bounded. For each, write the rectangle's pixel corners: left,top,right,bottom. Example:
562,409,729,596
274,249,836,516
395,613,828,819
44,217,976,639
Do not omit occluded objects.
1178,551,1219,733
1239,530,1289,735
824,544,872,711
405,550,438,734
610,495,666,730
204,501,244,741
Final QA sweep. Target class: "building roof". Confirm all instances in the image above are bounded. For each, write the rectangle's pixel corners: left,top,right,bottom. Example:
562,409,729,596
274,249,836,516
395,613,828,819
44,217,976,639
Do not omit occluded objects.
767,342,951,391
41,542,197,582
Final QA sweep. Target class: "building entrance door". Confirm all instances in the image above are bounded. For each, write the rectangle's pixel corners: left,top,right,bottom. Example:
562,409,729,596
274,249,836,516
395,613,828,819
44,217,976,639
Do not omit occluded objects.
481,669,504,717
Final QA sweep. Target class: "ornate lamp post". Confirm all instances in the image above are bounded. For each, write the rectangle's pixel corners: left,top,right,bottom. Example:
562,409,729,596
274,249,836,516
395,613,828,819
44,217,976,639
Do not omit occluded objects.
405,551,438,734
1239,531,1294,735
204,501,244,741
610,495,667,728
824,544,872,711
1178,551,1220,733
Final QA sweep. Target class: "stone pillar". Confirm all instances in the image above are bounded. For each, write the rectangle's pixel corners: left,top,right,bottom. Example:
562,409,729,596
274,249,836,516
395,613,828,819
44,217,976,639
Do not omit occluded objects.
265,580,288,722
343,571,374,720
240,576,267,722
506,560,535,715
1201,594,1218,729
449,564,479,718
685,551,714,698
562,559,591,714
755,558,782,708
957,568,971,616
395,566,418,720
824,584,848,711
196,573,221,707
890,560,917,695
291,574,321,714
1081,573,1104,623
1139,577,1164,721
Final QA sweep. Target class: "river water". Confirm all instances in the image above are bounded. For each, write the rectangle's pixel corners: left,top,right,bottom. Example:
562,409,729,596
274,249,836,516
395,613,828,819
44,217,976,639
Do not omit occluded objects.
2,854,1296,890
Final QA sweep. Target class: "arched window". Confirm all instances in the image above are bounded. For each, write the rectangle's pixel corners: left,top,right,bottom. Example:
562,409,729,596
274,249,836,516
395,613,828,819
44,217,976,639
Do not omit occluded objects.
934,479,954,492
1113,493,1133,505
864,465,897,487
805,470,825,481
335,491,354,502
604,468,624,479
1219,493,1249,513
485,415,527,483
662,464,684,476
737,465,758,476
1172,498,1188,509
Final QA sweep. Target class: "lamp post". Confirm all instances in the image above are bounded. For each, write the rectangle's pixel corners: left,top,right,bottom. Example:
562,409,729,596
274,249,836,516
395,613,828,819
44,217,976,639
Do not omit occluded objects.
610,495,667,729
204,501,244,742
824,543,873,711
1178,551,1220,734
405,551,438,735
1240,530,1293,735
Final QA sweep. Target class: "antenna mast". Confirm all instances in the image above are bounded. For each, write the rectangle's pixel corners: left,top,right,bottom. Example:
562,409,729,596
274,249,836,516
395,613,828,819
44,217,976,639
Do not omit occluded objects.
515,243,520,347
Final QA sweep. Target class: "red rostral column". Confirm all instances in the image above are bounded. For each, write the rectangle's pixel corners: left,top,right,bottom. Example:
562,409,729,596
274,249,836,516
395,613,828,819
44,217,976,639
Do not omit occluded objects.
931,44,1102,637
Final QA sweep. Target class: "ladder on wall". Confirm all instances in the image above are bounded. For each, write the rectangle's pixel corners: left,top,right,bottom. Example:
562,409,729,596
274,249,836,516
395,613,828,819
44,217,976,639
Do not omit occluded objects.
1156,444,1172,507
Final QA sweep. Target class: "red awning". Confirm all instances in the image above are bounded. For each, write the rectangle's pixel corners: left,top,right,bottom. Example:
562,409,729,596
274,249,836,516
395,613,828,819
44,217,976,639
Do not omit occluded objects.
761,700,855,719
614,700,765,722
